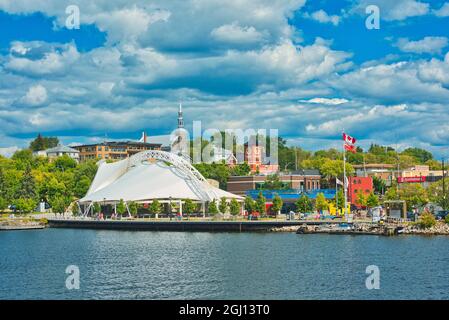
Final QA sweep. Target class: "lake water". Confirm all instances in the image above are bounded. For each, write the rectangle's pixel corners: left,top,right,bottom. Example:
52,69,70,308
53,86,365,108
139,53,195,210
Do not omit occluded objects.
1,229,448,299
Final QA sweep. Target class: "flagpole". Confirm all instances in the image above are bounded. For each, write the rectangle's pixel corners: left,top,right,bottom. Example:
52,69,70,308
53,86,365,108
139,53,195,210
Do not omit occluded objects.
343,132,348,221
335,176,338,215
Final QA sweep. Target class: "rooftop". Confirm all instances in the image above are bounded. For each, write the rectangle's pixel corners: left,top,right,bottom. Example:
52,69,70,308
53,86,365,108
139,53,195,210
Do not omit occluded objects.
72,141,162,148
45,144,79,153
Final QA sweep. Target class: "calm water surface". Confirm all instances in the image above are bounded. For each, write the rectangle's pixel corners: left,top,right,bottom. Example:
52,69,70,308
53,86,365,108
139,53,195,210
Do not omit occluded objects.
1,229,448,299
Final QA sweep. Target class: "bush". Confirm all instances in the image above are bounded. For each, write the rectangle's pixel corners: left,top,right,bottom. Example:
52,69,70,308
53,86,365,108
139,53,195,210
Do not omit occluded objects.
445,214,449,225
418,212,436,229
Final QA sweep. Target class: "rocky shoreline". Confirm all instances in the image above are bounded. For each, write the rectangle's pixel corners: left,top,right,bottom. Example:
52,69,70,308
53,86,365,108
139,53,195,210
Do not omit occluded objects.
270,222,449,236
0,217,48,231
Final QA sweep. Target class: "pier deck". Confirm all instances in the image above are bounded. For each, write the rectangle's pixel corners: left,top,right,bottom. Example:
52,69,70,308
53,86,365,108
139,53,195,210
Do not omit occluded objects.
48,218,344,232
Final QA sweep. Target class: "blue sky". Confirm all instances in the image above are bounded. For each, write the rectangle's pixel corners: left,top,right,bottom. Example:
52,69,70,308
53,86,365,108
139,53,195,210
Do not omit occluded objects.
0,0,449,157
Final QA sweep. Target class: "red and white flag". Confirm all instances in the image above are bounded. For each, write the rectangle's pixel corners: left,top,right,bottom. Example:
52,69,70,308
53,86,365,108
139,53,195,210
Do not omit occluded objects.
344,143,357,153
342,133,356,145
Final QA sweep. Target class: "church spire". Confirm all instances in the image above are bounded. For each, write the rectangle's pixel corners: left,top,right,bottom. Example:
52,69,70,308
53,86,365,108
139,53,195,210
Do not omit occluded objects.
178,103,184,128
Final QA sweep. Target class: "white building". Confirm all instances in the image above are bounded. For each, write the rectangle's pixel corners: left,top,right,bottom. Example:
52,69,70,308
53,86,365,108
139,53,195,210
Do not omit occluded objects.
34,144,80,162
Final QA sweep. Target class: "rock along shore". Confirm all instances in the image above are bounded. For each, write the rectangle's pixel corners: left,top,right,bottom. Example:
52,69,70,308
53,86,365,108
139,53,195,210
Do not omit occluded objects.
270,222,449,236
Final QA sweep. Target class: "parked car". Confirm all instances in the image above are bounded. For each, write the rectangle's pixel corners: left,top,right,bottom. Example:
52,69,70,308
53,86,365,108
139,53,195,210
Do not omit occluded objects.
434,210,449,220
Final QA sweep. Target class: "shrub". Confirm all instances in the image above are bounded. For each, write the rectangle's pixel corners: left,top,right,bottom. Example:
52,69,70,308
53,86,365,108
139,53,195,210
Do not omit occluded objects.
418,212,436,229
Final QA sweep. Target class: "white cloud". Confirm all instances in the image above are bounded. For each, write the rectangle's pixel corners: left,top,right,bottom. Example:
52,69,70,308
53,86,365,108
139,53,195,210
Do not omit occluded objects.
300,97,348,105
5,42,79,76
332,60,449,104
305,10,340,26
211,22,266,44
91,6,170,44
21,85,48,106
395,36,448,54
354,0,429,21
434,2,449,17
417,52,449,85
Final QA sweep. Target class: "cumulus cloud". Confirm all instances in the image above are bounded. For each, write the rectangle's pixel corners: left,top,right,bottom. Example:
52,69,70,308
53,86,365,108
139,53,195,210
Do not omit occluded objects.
21,85,48,106
5,42,79,76
1,0,449,157
434,2,449,17
300,98,348,105
332,60,449,104
395,36,448,54
304,10,341,26
353,0,429,21
211,22,266,45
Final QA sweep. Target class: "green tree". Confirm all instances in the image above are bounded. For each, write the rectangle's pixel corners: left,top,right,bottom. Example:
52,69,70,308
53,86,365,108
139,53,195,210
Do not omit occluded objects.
128,201,138,217
230,162,251,176
255,191,266,215
384,186,399,201
366,192,379,208
244,196,255,214
183,199,197,218
0,196,7,211
219,197,228,214
14,198,37,213
315,192,328,212
335,189,345,210
208,200,219,215
372,176,386,194
12,149,33,169
319,159,354,179
29,134,59,152
295,194,313,213
149,200,162,217
401,147,433,163
427,180,449,210
92,202,102,215
398,184,428,209
272,193,283,215
356,191,367,208
229,198,240,216
418,211,436,229
53,155,77,172
52,195,72,214
263,174,285,190
19,165,36,200
116,199,127,218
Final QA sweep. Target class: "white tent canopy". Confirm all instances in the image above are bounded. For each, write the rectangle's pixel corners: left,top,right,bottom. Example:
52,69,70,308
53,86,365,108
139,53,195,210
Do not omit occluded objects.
79,150,243,204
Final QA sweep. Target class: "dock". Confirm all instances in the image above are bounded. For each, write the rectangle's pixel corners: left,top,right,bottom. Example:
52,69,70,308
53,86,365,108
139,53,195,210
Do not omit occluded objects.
47,218,343,232
0,225,46,231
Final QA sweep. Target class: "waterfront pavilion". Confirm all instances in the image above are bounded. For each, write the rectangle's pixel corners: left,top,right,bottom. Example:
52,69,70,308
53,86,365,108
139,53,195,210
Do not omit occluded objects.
77,150,243,217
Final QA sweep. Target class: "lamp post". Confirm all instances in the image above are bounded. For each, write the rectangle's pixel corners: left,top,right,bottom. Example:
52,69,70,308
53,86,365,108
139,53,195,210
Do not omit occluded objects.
443,158,447,211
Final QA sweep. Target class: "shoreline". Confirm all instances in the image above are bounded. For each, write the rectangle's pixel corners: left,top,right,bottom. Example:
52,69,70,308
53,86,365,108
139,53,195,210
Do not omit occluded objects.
44,218,449,235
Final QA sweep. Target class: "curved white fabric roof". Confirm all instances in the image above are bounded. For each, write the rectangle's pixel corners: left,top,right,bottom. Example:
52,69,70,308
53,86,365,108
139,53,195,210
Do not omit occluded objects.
79,151,242,203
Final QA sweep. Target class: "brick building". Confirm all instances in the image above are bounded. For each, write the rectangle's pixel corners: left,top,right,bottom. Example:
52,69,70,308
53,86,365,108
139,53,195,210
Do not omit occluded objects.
227,170,321,196
73,141,161,162
347,176,373,207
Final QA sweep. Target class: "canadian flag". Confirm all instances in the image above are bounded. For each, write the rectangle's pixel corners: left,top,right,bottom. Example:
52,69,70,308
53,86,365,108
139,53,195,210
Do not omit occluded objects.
344,143,357,153
342,133,356,145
